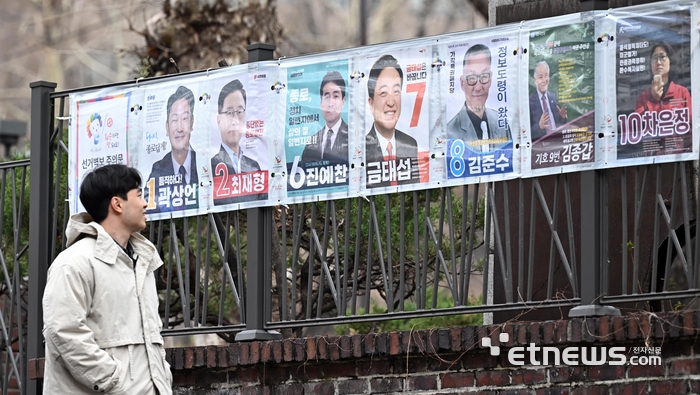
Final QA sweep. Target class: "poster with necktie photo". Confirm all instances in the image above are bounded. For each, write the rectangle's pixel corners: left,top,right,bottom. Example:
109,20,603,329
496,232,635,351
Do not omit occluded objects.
283,58,351,200
138,81,207,218
443,34,517,183
206,71,271,211
526,21,596,174
360,48,431,192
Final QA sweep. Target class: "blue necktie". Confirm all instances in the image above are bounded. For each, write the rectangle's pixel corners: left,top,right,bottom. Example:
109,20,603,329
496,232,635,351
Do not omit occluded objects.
179,165,187,185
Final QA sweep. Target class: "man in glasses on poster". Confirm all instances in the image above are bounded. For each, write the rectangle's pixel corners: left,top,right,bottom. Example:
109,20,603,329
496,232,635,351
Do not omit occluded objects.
211,79,267,205
447,44,511,152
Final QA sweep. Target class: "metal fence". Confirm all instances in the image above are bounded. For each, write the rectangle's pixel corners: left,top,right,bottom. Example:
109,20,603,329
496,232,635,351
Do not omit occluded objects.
22,52,700,395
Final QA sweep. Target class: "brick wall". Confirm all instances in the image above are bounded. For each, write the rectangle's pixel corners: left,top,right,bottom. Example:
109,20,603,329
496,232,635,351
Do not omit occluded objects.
168,311,700,394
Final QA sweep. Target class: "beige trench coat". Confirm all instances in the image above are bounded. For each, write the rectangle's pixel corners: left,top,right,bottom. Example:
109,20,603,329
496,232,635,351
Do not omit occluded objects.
42,213,172,394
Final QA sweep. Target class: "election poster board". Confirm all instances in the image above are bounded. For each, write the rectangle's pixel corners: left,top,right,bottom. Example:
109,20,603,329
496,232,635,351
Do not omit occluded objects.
139,81,208,219
66,1,699,221
205,70,272,212
524,21,597,176
442,31,519,184
359,47,431,192
613,8,694,163
69,91,132,214
283,58,352,201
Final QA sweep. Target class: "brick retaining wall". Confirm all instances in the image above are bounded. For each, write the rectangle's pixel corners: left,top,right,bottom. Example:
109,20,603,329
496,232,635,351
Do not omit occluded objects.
162,311,700,394
27,311,700,393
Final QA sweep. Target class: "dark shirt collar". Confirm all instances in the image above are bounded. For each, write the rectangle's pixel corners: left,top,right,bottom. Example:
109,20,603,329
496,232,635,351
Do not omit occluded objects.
466,106,489,136
112,238,137,267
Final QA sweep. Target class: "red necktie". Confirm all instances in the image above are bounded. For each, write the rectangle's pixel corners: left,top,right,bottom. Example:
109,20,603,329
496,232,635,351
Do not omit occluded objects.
386,142,397,186
541,95,554,130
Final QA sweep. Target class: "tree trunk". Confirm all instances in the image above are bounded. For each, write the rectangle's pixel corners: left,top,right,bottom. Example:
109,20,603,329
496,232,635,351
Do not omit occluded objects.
129,0,282,76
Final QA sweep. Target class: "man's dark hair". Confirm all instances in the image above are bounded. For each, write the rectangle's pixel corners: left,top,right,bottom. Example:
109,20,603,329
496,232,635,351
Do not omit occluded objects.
80,164,142,223
218,79,247,112
367,54,403,99
166,86,195,120
463,44,492,67
320,71,346,99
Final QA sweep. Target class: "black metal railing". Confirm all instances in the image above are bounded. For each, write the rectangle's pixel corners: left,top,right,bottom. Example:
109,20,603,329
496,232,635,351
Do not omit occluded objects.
24,45,700,395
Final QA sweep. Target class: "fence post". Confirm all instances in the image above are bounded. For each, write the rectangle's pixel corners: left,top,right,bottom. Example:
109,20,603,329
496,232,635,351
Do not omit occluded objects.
578,0,608,11
27,81,57,395
569,170,620,317
235,43,282,341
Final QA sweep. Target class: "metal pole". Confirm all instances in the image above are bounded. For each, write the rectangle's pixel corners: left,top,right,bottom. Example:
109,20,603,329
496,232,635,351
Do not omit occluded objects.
579,0,609,12
235,44,282,341
569,170,620,317
360,0,367,46
27,81,57,395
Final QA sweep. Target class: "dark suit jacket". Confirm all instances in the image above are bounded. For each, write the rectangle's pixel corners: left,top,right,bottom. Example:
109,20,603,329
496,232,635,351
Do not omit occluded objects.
300,119,349,166
146,150,199,212
446,106,511,152
210,144,268,205
529,90,567,141
365,126,419,187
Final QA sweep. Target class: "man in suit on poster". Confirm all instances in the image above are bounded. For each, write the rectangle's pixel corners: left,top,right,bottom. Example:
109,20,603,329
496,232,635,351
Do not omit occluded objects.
447,44,512,152
147,85,199,212
365,54,419,187
210,79,267,205
529,60,568,141
300,71,349,168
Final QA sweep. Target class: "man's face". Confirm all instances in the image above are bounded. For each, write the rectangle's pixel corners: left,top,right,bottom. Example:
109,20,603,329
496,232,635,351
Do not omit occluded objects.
368,67,402,136
217,90,246,150
460,53,492,110
121,188,147,233
534,64,550,95
321,82,345,127
165,98,193,153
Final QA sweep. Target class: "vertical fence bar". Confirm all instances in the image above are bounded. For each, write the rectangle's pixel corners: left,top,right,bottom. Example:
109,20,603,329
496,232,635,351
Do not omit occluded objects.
569,170,620,317
235,43,281,341
28,81,57,395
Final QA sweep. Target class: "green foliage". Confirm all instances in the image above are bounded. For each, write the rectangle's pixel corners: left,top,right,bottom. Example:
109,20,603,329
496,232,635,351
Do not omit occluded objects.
335,292,483,335
0,141,34,285
138,57,152,78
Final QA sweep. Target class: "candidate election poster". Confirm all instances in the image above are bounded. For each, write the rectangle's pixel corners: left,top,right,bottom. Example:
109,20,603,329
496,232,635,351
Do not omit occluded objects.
69,92,131,214
139,82,208,218
614,10,693,161
527,22,596,173
360,48,431,191
444,35,517,182
284,59,351,199
207,72,271,210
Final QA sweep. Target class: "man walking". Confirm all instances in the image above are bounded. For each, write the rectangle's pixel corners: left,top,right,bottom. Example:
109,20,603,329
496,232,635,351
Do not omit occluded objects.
42,164,172,394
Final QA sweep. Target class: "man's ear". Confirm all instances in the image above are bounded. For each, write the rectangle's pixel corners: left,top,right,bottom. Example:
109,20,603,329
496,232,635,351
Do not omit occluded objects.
110,197,124,214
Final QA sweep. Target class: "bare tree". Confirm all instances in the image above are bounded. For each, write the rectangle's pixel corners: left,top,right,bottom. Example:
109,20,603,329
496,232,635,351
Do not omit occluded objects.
126,0,283,75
